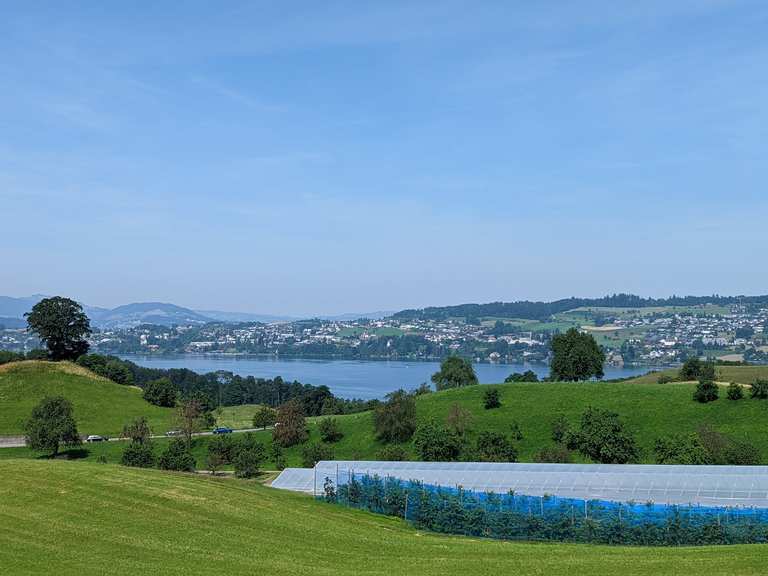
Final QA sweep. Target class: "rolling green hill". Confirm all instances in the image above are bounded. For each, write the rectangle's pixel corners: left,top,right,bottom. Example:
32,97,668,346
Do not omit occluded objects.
237,365,768,467
2,459,767,575
0,361,174,436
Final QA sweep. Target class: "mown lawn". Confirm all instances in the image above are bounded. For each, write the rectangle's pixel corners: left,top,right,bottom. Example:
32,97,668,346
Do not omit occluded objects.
2,459,768,576
0,361,174,436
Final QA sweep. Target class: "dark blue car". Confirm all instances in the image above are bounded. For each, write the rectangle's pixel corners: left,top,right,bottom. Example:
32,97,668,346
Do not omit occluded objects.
213,427,233,434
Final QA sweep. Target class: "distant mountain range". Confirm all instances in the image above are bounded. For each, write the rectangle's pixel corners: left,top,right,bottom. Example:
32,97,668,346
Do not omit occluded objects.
0,295,394,329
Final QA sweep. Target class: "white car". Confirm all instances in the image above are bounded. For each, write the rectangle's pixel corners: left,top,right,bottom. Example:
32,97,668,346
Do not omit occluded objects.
86,435,106,443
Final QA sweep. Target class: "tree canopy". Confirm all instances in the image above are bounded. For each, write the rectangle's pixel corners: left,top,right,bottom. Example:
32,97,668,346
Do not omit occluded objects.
549,328,605,381
24,396,81,456
373,389,416,443
25,296,91,360
430,356,478,390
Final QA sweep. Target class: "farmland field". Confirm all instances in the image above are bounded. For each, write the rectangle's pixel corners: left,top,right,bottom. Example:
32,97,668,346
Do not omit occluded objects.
2,459,768,575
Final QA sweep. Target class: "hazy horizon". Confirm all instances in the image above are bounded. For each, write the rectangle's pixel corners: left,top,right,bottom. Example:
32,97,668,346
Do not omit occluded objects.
4,2,767,316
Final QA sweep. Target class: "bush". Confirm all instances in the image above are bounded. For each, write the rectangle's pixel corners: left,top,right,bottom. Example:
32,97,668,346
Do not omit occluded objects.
252,405,277,429
509,420,523,441
654,434,710,464
233,434,266,478
413,420,461,461
158,438,195,471
504,370,539,383
0,351,25,365
657,373,675,384
534,445,573,463
318,417,344,443
24,396,81,456
445,403,473,436
301,442,334,468
121,441,155,468
207,434,235,466
483,388,501,409
697,424,761,465
750,379,768,399
567,407,640,464
142,378,178,407
270,441,286,471
377,445,409,461
550,413,570,444
476,431,517,462
373,389,416,443
679,357,703,380
727,382,744,400
25,349,49,360
693,380,719,403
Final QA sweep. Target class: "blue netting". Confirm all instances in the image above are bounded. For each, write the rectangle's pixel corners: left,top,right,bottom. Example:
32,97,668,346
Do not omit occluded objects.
321,473,768,545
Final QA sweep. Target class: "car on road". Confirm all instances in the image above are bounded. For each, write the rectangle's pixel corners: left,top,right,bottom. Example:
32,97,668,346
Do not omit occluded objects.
212,427,233,435
86,435,106,443
165,430,182,437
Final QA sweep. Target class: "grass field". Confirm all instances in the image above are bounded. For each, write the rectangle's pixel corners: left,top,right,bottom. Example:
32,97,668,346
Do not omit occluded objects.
2,459,768,576
0,361,174,436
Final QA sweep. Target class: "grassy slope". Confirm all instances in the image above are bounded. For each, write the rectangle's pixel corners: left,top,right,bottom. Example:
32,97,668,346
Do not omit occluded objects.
0,361,174,436
240,365,768,467
2,460,767,576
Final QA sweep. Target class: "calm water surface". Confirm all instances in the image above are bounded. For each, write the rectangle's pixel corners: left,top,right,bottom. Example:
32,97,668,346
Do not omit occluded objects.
121,355,654,400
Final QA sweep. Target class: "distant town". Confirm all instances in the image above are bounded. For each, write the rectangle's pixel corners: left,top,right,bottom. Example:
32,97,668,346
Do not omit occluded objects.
3,298,766,367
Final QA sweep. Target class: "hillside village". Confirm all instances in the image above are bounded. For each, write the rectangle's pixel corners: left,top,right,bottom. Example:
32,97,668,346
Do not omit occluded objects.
3,304,766,367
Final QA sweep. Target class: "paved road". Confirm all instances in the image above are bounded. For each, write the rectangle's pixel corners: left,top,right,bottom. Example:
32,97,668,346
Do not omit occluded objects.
0,436,25,448
0,427,272,449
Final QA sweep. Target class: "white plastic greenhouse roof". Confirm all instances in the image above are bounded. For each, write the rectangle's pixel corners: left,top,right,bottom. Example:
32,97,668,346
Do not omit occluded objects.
272,461,768,508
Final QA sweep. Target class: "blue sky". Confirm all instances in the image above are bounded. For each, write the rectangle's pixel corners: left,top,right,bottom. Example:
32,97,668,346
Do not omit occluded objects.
2,1,767,316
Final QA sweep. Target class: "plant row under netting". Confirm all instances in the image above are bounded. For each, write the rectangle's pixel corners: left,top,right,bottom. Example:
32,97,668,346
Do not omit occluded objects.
319,473,768,546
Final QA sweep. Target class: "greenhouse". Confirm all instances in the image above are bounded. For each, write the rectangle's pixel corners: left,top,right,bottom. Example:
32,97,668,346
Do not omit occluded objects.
273,461,768,508
273,461,768,545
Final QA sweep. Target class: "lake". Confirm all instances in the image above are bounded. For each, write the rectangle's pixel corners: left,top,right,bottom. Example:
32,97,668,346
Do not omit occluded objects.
120,355,655,400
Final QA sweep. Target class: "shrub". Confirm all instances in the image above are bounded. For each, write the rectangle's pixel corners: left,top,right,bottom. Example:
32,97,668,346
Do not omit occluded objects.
509,420,523,441
750,379,768,399
373,389,416,443
270,441,286,471
413,420,461,461
273,399,308,448
318,417,344,443
550,413,570,444
0,351,25,365
252,405,277,429
377,445,409,461
534,445,573,463
504,370,539,383
24,396,81,456
445,403,473,437
25,349,49,360
121,441,155,468
103,360,134,385
142,378,178,407
568,407,640,464
301,442,334,468
679,357,703,380
657,374,675,384
476,431,517,462
233,434,266,478
207,434,235,466
693,379,719,403
158,438,195,471
654,434,710,464
727,382,744,400
697,425,761,465
483,388,501,409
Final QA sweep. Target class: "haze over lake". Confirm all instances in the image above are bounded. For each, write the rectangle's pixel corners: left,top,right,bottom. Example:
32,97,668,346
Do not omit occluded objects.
121,355,653,400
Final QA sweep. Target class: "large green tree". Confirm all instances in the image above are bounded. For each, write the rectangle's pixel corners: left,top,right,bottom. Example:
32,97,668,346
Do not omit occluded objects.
272,399,308,448
24,396,81,456
567,407,639,464
25,296,92,361
430,356,478,390
549,328,605,381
